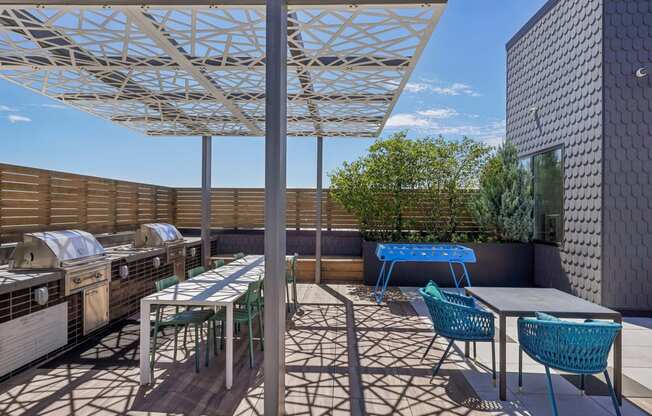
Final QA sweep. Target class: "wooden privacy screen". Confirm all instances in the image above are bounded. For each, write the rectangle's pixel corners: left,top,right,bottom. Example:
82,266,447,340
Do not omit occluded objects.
0,163,480,243
0,163,175,243
175,188,357,230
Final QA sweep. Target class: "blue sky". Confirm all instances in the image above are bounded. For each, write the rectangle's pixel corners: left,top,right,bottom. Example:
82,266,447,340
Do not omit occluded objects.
0,1,546,188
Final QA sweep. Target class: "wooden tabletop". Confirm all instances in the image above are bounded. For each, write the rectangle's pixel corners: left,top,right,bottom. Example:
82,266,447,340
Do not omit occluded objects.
466,287,621,319
141,255,264,307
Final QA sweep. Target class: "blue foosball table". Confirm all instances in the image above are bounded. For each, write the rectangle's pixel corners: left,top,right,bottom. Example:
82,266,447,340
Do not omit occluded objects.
373,243,477,304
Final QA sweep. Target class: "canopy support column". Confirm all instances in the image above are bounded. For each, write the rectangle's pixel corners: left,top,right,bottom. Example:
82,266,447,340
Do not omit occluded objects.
264,0,287,414
315,136,323,284
201,135,212,270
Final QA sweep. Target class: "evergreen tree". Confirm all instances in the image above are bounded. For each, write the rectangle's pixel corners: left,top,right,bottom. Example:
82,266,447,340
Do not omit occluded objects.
471,142,533,242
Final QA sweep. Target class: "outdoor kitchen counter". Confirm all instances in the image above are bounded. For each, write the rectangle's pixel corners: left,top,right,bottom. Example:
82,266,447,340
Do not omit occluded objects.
102,237,202,262
0,266,62,295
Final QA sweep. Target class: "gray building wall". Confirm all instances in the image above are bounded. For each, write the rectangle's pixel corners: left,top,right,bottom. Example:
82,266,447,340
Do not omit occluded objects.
601,0,652,311
506,0,604,303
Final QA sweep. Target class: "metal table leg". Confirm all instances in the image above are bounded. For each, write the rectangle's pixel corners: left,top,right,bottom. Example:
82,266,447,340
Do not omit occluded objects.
139,300,151,385
226,303,234,389
614,316,622,405
499,314,507,401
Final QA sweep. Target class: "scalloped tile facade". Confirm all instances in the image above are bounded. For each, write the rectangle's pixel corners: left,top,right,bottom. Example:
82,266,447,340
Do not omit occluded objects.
507,0,604,304
602,1,652,310
508,0,652,310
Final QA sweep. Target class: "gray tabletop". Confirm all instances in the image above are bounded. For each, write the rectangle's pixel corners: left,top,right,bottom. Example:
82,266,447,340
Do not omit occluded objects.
466,287,621,319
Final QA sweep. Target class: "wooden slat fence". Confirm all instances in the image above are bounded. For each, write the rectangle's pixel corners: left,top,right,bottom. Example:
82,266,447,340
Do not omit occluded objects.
174,188,360,230
0,163,481,243
173,188,478,233
0,163,175,243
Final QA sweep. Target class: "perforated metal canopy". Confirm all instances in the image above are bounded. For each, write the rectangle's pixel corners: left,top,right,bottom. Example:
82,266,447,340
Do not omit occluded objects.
0,1,445,137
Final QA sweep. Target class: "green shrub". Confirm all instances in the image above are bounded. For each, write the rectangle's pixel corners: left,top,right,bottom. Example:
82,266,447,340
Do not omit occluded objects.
329,132,491,242
470,142,533,242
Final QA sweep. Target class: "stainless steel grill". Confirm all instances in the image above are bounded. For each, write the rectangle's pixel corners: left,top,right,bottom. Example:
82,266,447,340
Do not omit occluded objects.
134,223,186,277
10,230,111,335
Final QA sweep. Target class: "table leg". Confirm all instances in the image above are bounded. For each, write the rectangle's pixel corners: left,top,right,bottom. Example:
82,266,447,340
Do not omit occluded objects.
139,300,151,385
499,314,507,401
465,341,470,358
226,303,234,390
614,316,622,405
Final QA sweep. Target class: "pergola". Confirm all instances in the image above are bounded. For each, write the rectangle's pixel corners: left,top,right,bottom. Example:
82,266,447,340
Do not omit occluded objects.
0,1,446,413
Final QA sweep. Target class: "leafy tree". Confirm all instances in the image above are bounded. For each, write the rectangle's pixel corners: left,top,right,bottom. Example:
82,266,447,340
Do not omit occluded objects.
329,132,492,242
470,142,533,242
420,137,490,240
329,132,423,240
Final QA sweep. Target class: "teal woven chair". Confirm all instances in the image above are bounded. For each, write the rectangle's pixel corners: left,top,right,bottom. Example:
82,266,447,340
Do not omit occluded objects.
518,314,622,416
233,252,245,260
213,277,264,368
213,258,225,269
421,286,483,361
419,282,495,380
151,276,214,373
187,266,206,279
286,253,298,313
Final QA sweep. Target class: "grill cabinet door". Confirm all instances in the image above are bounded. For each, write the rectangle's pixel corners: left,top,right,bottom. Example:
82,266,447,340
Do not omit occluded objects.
83,282,109,335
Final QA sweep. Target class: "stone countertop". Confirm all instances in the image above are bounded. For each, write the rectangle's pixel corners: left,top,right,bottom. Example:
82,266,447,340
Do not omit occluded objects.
0,266,62,295
0,237,203,294
103,237,203,262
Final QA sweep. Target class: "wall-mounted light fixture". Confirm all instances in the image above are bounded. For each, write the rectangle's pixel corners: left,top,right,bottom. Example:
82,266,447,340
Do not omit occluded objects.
636,67,648,78
530,107,538,119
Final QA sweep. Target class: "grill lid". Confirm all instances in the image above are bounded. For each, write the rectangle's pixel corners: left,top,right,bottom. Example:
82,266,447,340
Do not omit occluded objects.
135,223,183,247
11,229,106,269
28,230,105,262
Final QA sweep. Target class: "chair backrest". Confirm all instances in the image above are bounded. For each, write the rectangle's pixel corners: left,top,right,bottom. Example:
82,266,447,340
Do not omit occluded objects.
286,253,298,280
156,275,179,291
233,252,245,260
419,287,494,340
213,259,225,269
518,317,621,374
187,266,206,279
242,276,264,310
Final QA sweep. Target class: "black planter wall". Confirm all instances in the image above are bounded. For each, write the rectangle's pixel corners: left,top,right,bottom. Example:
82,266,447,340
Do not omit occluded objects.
362,240,534,288
179,228,362,257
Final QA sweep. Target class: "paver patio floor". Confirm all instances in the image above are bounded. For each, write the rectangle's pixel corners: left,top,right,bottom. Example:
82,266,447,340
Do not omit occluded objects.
0,284,649,415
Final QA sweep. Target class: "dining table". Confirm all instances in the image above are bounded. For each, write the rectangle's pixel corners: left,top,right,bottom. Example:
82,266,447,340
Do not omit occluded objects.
465,287,622,404
139,254,265,389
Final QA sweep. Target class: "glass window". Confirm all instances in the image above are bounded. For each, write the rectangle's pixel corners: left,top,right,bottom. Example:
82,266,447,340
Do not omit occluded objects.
532,148,563,243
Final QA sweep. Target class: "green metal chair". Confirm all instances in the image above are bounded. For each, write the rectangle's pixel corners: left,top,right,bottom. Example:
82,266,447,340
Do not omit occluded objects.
187,266,206,279
150,276,214,373
286,254,298,313
212,258,225,269
213,277,264,368
233,252,245,260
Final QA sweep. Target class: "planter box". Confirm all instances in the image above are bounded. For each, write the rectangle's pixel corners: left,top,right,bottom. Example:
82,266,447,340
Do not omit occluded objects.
179,228,362,257
362,240,534,288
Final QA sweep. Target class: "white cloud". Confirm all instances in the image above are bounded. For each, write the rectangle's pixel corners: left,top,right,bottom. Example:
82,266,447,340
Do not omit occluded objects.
7,114,31,123
416,108,459,119
403,80,481,97
0,105,17,112
384,112,506,147
386,113,432,128
41,103,67,109
480,136,505,147
404,82,429,93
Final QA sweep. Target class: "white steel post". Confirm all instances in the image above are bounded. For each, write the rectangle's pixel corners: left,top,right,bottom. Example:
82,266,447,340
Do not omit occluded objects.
264,0,287,413
315,136,323,284
201,135,212,270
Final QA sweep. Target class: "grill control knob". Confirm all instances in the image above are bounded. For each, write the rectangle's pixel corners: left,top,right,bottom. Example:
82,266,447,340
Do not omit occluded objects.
153,257,161,269
34,287,49,305
119,265,129,279
73,277,82,284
